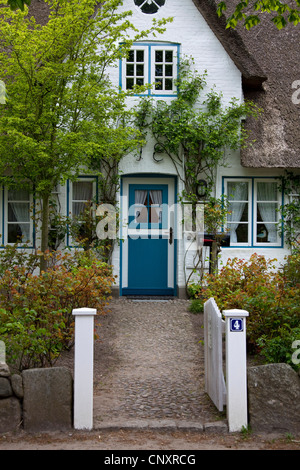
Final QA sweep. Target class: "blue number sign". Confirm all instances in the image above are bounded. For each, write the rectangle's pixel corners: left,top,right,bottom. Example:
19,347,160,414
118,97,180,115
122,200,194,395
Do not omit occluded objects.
230,318,244,332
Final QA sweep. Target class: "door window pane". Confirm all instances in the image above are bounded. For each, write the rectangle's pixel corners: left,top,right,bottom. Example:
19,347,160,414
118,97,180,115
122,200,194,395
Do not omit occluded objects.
134,189,163,226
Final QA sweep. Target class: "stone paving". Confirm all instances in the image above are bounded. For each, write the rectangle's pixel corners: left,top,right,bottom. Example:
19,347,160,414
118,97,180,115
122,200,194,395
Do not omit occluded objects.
92,298,226,432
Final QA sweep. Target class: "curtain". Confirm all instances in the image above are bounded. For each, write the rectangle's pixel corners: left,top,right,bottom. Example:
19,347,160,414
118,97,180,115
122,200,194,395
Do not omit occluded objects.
72,181,93,217
150,190,162,224
227,182,248,243
257,182,278,243
135,190,147,224
8,189,30,243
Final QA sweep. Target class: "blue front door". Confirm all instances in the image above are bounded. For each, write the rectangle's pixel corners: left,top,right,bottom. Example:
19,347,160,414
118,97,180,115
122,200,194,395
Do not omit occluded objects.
121,180,176,296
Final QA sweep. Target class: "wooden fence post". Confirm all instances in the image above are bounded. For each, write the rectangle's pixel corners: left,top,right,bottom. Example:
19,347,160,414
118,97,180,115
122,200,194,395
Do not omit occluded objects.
72,307,97,430
223,309,249,432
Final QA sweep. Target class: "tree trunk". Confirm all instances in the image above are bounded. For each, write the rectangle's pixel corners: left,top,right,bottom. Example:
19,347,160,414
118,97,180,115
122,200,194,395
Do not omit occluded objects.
40,192,50,272
211,240,219,275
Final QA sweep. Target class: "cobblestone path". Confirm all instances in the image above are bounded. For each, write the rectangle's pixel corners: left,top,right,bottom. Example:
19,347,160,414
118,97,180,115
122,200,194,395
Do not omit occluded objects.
93,299,223,429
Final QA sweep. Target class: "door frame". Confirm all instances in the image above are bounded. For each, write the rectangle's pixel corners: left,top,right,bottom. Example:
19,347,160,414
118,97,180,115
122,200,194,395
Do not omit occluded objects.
120,174,177,296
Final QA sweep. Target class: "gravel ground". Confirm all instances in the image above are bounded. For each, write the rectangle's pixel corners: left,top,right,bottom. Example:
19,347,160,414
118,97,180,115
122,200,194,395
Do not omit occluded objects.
1,298,299,451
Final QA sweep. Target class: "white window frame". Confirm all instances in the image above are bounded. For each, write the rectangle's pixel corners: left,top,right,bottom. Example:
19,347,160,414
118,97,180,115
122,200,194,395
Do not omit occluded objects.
253,179,282,247
120,42,179,96
4,187,34,246
225,178,252,247
224,177,283,248
122,45,149,92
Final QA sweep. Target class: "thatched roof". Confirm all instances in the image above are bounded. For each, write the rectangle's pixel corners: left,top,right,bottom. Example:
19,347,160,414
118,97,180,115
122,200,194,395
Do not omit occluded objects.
193,0,300,169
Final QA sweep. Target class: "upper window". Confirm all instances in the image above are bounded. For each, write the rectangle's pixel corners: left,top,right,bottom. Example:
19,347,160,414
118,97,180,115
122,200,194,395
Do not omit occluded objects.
224,178,283,247
121,43,179,96
134,0,166,15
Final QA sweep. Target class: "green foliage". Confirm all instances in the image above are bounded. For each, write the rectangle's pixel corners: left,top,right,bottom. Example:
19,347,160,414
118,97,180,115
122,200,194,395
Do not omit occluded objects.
280,172,300,252
217,0,300,30
0,0,170,259
188,299,204,314
0,245,115,371
6,0,31,11
257,327,300,370
134,57,260,202
193,253,300,369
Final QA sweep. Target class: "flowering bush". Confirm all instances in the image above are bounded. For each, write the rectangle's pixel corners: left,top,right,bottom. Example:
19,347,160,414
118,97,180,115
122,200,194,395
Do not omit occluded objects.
0,246,115,371
193,253,300,368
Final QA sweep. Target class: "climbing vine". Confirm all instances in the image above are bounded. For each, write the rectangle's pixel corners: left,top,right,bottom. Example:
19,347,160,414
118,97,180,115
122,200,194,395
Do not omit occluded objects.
134,57,261,203
134,57,261,283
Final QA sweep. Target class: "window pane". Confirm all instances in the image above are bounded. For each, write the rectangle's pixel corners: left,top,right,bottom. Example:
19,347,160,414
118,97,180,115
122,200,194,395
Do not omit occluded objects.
155,50,163,62
135,190,147,206
8,223,30,244
8,202,30,222
257,203,277,222
126,78,134,89
227,223,248,243
155,64,163,77
155,79,163,90
256,223,278,244
165,51,173,62
150,207,162,224
8,189,30,201
73,181,93,201
136,78,144,86
126,64,134,76
136,50,144,62
73,201,90,217
227,182,248,201
165,64,173,77
228,202,248,222
136,64,144,76
135,206,148,224
257,182,277,201
165,79,173,90
127,50,134,62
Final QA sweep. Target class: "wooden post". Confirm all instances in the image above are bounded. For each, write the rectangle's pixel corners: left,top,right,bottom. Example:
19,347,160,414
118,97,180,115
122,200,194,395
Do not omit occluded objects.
223,309,249,432
72,307,97,430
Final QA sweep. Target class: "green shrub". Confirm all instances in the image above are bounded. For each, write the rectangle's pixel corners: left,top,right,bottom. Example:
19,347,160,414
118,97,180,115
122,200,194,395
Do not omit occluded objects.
0,246,115,371
194,253,300,368
257,327,300,371
189,299,204,314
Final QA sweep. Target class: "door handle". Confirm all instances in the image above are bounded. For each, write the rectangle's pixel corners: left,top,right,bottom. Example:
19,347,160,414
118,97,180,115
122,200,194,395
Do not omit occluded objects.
169,227,173,245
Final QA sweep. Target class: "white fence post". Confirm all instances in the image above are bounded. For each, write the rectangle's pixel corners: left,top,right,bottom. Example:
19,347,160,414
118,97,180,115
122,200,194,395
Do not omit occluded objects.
223,309,249,432
72,307,97,430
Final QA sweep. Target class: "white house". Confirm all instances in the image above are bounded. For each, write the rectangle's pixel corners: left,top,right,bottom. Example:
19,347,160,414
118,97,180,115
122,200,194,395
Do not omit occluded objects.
2,0,299,298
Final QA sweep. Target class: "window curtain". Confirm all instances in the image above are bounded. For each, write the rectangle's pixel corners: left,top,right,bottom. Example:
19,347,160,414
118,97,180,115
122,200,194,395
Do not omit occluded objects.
135,190,147,205
227,183,248,243
150,190,163,224
72,182,93,217
135,190,147,223
257,183,278,243
8,189,30,242
150,190,162,205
